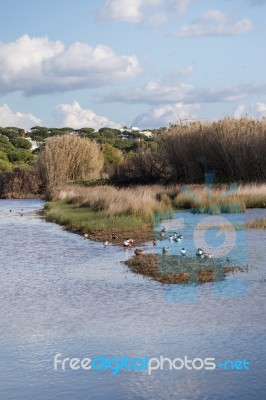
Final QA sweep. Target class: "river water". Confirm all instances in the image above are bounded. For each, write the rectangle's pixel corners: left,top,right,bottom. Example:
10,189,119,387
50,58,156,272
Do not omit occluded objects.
0,199,265,400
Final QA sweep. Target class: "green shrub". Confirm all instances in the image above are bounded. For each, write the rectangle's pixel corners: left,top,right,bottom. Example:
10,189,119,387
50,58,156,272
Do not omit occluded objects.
6,148,35,163
10,137,32,149
0,159,13,171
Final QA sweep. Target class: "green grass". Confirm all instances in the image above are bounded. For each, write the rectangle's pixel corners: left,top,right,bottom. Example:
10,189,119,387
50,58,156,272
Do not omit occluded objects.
45,200,151,234
190,203,246,215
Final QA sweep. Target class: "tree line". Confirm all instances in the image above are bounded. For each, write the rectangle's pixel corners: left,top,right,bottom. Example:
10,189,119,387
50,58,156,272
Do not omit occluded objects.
0,118,265,198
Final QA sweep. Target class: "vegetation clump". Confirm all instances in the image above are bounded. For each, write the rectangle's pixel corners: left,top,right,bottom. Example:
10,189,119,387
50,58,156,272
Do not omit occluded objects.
125,254,248,284
37,135,104,197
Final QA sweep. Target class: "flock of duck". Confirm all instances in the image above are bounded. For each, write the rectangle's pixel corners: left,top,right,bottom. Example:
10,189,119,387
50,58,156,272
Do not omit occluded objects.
83,224,213,259
159,225,213,259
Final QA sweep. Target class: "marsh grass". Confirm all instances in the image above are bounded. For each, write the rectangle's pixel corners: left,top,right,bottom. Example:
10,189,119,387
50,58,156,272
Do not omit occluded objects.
173,183,266,213
51,183,266,219
51,184,173,217
45,200,150,233
47,183,265,242
245,216,266,229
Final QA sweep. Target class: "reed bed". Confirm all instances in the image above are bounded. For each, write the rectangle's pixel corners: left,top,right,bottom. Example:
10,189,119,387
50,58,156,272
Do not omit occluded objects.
51,184,172,218
52,183,266,218
46,183,265,245
163,118,266,183
173,183,266,213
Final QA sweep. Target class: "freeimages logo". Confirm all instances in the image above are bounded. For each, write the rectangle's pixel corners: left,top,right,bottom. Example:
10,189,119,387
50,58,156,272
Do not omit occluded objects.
154,173,248,302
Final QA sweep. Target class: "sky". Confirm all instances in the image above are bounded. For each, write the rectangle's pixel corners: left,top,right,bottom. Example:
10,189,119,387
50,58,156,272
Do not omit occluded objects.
0,0,266,130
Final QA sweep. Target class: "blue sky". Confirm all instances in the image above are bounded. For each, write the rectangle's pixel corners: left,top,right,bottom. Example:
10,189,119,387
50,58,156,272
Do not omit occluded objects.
0,0,266,130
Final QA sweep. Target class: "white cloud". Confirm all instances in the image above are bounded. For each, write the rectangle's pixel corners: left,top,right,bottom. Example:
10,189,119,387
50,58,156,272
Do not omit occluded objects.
175,9,253,37
103,80,195,104
98,0,162,23
171,0,193,14
56,101,121,130
256,102,266,115
133,103,200,128
103,80,266,105
0,35,141,95
99,0,192,23
0,104,41,130
233,102,266,119
233,104,247,118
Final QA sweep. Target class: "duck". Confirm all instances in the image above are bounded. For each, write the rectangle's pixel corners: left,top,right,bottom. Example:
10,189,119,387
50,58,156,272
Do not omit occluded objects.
161,226,166,233
123,238,134,247
153,240,157,246
203,252,212,259
134,249,144,256
103,240,109,246
181,248,187,256
196,248,204,257
112,234,119,239
174,237,181,243
162,247,170,254
84,233,89,239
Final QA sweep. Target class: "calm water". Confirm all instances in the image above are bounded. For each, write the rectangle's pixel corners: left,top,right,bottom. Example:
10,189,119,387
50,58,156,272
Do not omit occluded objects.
0,199,265,400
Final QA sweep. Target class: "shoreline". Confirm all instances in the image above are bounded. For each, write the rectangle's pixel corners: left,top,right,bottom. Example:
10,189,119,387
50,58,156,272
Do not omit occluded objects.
42,198,263,285
44,200,154,246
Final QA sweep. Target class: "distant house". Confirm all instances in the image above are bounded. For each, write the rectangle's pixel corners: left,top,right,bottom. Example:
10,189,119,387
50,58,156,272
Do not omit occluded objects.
117,134,131,140
118,127,153,140
25,137,39,150
131,126,140,132
140,130,153,138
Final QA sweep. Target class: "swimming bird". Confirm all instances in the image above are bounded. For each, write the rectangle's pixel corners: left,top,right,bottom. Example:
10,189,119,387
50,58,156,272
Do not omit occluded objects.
84,233,89,239
181,248,187,256
162,247,170,254
161,226,166,233
153,240,157,246
134,249,144,256
103,240,109,246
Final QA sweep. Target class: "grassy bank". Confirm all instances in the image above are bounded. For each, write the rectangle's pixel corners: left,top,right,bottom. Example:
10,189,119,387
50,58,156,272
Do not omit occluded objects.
45,183,266,244
45,200,156,243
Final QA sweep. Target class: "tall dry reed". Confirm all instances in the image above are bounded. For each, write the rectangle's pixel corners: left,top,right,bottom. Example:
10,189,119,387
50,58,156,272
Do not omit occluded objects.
161,118,266,183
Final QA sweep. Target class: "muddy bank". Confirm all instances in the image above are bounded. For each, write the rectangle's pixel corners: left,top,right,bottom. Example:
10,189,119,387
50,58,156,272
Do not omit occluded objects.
125,254,248,284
